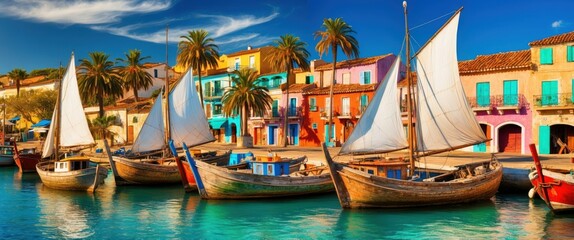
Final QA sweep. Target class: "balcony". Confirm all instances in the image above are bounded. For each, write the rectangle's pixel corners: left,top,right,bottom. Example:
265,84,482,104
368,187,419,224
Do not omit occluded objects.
203,88,224,100
320,107,337,120
533,93,574,113
467,94,528,115
337,106,355,119
287,107,301,118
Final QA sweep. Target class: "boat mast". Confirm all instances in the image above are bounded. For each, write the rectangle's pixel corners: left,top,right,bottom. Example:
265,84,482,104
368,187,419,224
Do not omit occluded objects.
54,58,65,161
403,1,415,176
164,25,172,147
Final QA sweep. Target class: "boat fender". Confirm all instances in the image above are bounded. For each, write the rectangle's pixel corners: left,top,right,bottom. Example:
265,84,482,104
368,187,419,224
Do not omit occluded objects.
528,188,536,199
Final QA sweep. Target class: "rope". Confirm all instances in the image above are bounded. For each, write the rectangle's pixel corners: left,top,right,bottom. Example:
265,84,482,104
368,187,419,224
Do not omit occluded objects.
410,10,457,31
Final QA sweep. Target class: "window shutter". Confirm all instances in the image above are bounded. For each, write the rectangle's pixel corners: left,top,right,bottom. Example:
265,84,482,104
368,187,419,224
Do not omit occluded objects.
568,46,574,62
540,48,553,65
359,72,364,85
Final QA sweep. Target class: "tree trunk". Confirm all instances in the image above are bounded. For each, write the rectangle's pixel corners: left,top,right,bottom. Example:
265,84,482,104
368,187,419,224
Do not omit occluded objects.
16,79,20,98
327,45,338,146
281,70,291,147
241,105,248,136
197,63,205,110
98,89,104,118
133,81,139,102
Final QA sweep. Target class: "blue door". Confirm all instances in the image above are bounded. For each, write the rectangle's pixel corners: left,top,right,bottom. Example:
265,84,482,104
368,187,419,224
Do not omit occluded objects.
539,125,550,154
268,126,278,145
288,124,299,145
324,124,334,147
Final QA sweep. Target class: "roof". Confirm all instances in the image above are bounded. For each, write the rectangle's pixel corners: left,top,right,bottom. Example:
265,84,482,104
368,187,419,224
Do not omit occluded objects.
529,31,574,47
314,54,394,71
304,84,376,95
458,50,531,75
285,84,315,93
397,72,417,87
226,46,273,57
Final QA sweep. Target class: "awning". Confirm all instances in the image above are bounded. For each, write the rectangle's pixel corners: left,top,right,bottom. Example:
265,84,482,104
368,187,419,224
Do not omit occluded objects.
33,127,49,133
209,119,228,129
9,116,20,123
0,120,14,126
31,119,51,128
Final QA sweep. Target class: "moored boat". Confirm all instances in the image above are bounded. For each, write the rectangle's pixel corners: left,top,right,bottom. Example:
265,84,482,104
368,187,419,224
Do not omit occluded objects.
37,53,108,192
0,145,15,166
529,143,574,213
13,141,41,173
323,3,502,209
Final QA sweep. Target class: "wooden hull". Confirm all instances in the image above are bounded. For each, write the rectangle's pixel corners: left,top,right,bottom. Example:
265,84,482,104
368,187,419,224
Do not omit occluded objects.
323,145,503,208
529,169,574,212
499,167,532,193
193,159,334,199
0,154,14,166
112,156,181,185
14,154,41,173
36,161,108,191
198,150,231,166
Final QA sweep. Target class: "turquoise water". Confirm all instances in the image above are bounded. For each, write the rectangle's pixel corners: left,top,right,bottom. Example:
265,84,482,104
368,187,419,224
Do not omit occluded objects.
1,166,573,239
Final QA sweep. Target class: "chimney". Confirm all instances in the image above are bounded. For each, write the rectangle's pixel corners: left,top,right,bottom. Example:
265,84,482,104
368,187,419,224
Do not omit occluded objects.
247,45,252,50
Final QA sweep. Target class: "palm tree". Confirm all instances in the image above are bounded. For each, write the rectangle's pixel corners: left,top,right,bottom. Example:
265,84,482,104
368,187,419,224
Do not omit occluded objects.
177,29,220,110
222,68,272,147
7,68,28,97
91,115,117,140
315,18,360,145
117,49,153,102
266,34,311,147
78,52,124,118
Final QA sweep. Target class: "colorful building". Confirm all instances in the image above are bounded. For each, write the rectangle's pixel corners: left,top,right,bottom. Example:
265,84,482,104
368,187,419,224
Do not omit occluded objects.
459,50,533,154
529,31,574,154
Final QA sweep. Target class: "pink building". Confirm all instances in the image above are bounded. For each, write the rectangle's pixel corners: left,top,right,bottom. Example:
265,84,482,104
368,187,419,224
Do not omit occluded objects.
459,50,533,154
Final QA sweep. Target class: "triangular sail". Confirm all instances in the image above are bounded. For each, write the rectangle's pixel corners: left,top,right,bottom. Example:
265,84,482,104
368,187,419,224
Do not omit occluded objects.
339,57,408,155
131,93,165,153
42,54,95,158
414,12,486,153
169,68,215,148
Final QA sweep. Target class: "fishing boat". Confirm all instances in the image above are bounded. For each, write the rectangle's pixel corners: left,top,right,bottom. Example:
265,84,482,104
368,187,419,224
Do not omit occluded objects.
110,66,216,186
322,3,502,208
0,144,15,166
36,54,108,192
170,141,333,199
529,143,574,213
13,141,41,173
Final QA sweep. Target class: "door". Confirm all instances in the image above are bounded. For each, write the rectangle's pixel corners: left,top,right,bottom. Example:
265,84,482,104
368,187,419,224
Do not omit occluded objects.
476,82,490,107
541,81,558,106
539,125,550,154
288,124,299,145
289,98,297,116
473,124,488,152
268,126,278,145
499,124,521,153
127,125,134,143
231,123,237,143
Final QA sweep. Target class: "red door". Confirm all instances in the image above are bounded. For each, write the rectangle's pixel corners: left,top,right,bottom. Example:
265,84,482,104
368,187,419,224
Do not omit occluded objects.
499,125,521,153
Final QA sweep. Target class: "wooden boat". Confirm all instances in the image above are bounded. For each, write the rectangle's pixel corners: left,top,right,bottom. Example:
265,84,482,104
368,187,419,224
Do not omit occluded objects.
171,141,334,199
0,145,15,166
323,5,502,209
529,143,574,213
37,53,108,192
13,141,41,173
109,67,216,186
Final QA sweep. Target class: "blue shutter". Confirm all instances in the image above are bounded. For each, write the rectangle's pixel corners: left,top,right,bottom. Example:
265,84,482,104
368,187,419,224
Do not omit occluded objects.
568,46,574,62
539,125,550,154
541,81,558,106
540,48,553,65
359,72,365,85
272,100,279,117
503,80,518,106
309,75,314,84
365,71,371,84
476,82,490,107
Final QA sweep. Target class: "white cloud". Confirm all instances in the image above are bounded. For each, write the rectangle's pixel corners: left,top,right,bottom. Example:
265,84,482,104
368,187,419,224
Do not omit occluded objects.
197,12,279,38
0,0,171,25
552,20,563,28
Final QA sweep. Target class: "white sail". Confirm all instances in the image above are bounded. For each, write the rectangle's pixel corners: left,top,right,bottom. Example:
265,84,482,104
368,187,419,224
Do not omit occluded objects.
41,110,56,158
414,12,486,152
131,94,166,153
169,68,215,148
42,54,95,158
340,57,407,155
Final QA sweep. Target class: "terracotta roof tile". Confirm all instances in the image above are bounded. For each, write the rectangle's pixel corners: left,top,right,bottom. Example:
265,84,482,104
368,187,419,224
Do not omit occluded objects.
397,72,417,87
226,46,273,57
314,54,394,71
303,84,376,95
529,31,574,46
286,84,315,93
458,50,531,75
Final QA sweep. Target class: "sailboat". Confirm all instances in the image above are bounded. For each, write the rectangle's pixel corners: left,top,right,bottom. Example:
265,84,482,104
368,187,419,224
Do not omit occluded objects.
110,67,223,185
322,3,502,208
36,53,108,192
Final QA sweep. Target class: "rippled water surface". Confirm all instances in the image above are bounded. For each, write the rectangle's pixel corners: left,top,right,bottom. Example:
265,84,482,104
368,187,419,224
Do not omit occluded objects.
1,166,573,239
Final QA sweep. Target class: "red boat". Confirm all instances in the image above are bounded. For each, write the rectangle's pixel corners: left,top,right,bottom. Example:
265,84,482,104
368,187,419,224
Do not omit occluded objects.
529,144,574,213
13,141,42,173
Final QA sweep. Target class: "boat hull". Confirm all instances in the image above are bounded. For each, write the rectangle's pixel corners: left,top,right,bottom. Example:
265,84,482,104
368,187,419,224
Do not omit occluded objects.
529,169,574,212
36,161,108,191
112,156,181,185
194,159,334,199
15,154,41,173
0,155,14,166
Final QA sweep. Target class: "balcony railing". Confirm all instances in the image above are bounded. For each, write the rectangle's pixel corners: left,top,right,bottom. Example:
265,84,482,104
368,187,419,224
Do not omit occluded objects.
287,107,301,117
533,93,574,108
204,88,224,98
467,94,528,111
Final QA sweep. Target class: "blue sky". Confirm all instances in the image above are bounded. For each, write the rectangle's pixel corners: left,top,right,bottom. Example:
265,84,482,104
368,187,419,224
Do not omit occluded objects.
0,0,572,74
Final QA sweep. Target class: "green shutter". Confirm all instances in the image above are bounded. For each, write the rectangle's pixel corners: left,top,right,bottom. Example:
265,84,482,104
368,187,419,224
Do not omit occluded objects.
539,125,550,154
541,81,558,105
568,46,574,62
310,98,316,111
503,80,518,106
365,71,371,84
476,82,490,107
540,48,553,65
272,100,279,117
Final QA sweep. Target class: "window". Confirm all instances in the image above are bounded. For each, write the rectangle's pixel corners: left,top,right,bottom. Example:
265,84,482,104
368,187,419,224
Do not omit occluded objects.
213,104,222,115
204,82,211,97
360,71,371,84
342,97,350,116
214,81,222,96
540,47,553,65
272,100,279,117
360,94,369,113
568,46,574,62
541,80,558,106
476,82,490,107
305,75,314,84
503,80,518,106
289,98,297,116
325,98,331,116
309,98,317,111
234,58,240,70
154,69,158,78
249,56,255,68
272,77,282,88
312,123,317,129
342,73,351,84
260,78,269,88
